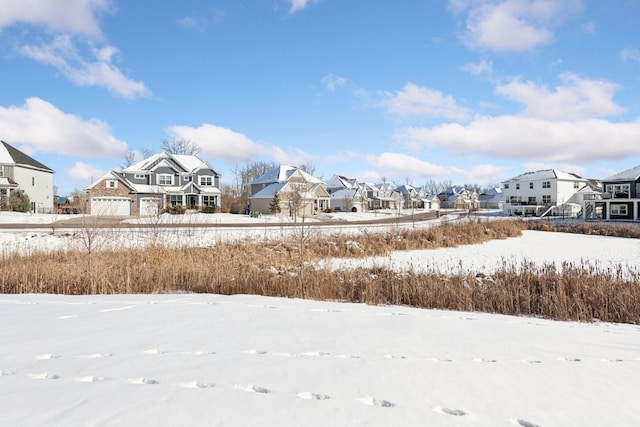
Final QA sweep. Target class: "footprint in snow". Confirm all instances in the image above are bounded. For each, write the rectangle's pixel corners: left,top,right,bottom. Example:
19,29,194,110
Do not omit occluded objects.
427,358,453,362
558,357,581,362
242,349,268,355
359,396,395,408
432,406,467,416
35,354,61,360
141,349,167,355
511,418,540,427
177,350,216,356
57,315,79,320
234,384,270,394
1,371,15,376
28,373,61,380
77,353,113,359
384,354,407,360
175,381,215,389
297,392,331,400
100,305,136,313
71,376,109,383
297,351,330,357
473,358,497,363
127,377,159,385
600,358,623,362
522,359,542,364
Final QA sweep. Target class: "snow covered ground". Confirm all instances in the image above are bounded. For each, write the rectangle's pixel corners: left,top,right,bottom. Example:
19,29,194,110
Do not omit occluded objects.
1,212,639,425
1,294,639,426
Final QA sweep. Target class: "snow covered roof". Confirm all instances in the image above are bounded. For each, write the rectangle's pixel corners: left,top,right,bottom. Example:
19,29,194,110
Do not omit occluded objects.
124,151,218,175
504,169,584,183
251,165,323,185
0,141,53,172
251,182,287,199
330,188,358,199
603,165,640,182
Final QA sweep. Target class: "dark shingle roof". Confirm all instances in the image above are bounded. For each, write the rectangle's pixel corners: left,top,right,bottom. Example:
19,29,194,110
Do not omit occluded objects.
1,141,54,172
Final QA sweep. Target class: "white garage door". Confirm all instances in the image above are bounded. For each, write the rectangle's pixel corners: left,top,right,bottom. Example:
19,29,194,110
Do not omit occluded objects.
91,197,131,216
139,198,160,217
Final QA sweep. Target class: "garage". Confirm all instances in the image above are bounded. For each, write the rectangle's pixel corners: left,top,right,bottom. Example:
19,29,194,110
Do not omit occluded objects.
90,197,131,216
139,198,161,217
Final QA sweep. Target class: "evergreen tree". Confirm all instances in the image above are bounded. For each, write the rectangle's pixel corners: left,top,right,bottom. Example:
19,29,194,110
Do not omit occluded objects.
269,193,282,214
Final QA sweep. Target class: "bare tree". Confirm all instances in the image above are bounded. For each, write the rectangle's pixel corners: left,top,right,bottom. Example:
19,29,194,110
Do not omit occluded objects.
121,150,137,169
298,162,316,176
232,160,279,204
161,137,201,156
142,148,155,159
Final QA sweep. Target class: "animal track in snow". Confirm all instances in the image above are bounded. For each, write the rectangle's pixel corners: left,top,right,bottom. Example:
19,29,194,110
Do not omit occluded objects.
71,376,109,383
234,384,270,394
521,359,542,364
100,305,136,313
297,391,331,400
600,358,623,362
473,358,497,363
175,381,215,389
0,370,15,376
383,354,407,360
77,353,113,359
359,396,395,408
297,351,330,357
242,349,268,355
127,377,159,385
57,315,79,320
35,354,61,360
141,349,167,355
558,357,581,362
511,418,540,427
433,406,467,416
28,373,60,380
426,358,453,362
177,350,216,356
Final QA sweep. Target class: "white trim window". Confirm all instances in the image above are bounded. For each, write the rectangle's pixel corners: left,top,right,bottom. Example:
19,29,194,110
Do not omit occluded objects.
611,204,628,216
202,195,217,206
542,181,551,189
606,184,630,199
0,165,4,177
542,195,551,204
158,174,173,185
199,176,213,186
134,173,146,179
106,180,118,189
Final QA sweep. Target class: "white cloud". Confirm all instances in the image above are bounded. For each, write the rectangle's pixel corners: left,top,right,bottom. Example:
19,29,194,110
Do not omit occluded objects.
460,58,493,78
451,164,510,184
20,35,149,99
321,74,347,91
377,83,471,121
582,21,595,34
496,73,624,120
396,115,640,163
0,0,112,36
0,97,128,158
166,124,314,166
451,0,583,52
620,48,640,65
366,152,450,179
288,0,319,15
66,161,105,182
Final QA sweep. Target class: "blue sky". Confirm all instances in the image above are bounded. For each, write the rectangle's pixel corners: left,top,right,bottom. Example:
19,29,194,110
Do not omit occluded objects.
1,0,639,196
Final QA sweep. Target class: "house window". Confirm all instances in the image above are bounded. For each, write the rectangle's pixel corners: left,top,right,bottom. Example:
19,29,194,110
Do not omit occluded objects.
32,177,35,186
509,196,521,204
504,184,509,189
158,175,173,185
106,180,117,189
542,181,551,189
528,196,536,204
611,204,628,216
0,166,3,177
516,183,520,190
529,182,534,189
605,184,630,199
542,195,551,204
169,195,182,206
199,176,213,186
202,195,217,206
573,182,580,189
134,174,146,179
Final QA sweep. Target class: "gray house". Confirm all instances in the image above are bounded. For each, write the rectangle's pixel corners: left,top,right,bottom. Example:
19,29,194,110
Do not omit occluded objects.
86,151,221,216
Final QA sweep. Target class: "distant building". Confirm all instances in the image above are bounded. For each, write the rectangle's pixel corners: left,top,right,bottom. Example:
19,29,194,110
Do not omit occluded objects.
0,140,54,213
584,165,640,221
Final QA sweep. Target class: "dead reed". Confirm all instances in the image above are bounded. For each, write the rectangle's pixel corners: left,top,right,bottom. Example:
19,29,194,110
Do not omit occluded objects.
1,219,638,324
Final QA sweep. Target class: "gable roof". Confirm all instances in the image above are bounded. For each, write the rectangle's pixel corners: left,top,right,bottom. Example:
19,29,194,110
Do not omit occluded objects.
123,151,219,175
0,141,54,172
603,165,640,182
504,169,584,183
251,165,323,185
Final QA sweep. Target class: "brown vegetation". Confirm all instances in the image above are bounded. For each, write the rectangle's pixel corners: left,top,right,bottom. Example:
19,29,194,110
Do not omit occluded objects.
1,219,638,324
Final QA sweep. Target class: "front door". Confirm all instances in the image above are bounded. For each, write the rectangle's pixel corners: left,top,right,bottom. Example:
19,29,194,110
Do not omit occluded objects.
187,195,198,209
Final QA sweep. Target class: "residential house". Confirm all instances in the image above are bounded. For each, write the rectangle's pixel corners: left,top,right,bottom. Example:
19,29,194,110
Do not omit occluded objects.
478,188,504,210
584,165,640,221
86,151,221,216
375,182,400,210
502,169,588,217
415,186,441,210
438,186,479,210
0,140,54,213
326,175,367,212
395,184,421,209
249,165,330,217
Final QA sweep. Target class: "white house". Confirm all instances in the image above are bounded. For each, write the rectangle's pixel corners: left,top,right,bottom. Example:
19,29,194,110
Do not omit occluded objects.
326,175,368,212
502,169,588,217
0,140,54,213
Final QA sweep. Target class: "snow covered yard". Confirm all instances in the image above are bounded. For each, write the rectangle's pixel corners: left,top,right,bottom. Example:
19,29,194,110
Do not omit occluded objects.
1,294,639,426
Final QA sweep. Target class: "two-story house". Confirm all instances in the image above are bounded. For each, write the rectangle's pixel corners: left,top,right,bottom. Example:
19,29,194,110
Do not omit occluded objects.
249,165,330,217
86,151,221,216
0,141,54,213
326,175,367,212
585,165,640,221
502,169,588,217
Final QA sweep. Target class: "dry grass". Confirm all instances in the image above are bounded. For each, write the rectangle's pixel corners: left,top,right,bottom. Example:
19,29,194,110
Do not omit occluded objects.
1,219,639,324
